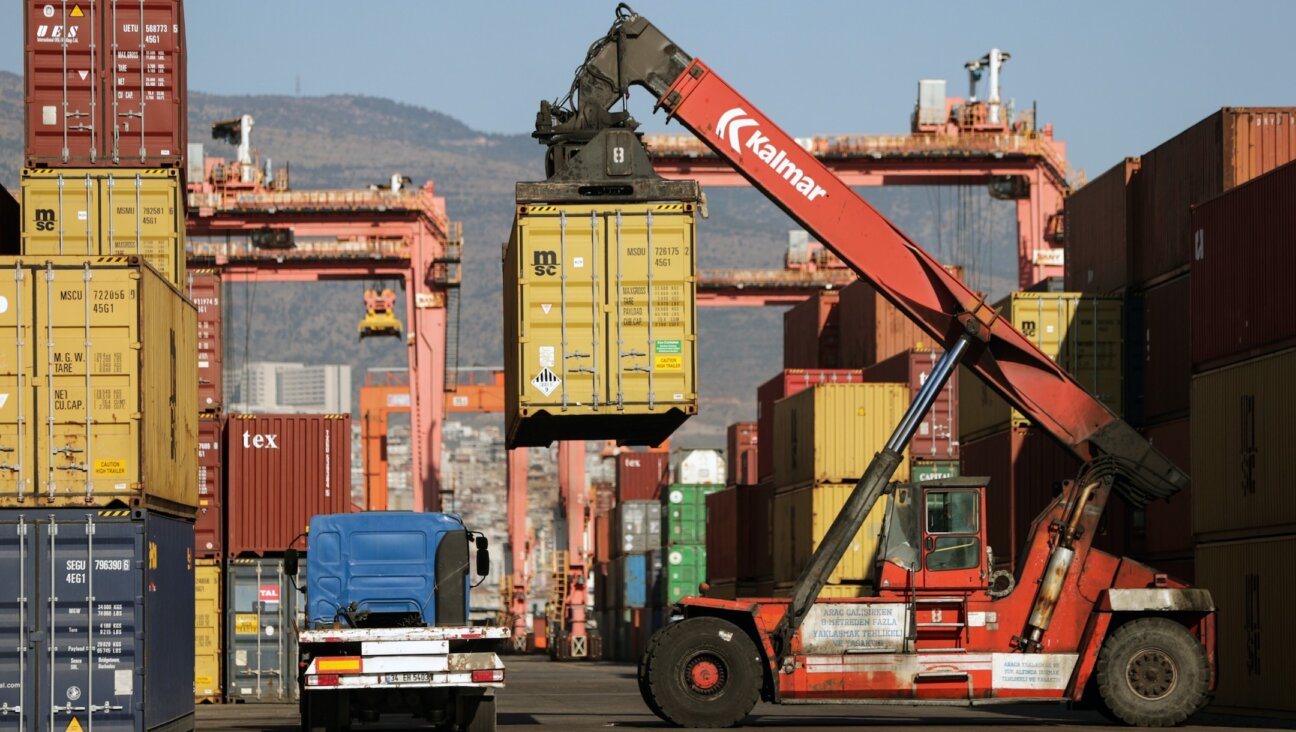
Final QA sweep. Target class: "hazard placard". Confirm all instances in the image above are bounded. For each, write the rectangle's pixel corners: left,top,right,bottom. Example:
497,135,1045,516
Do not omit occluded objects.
65,717,84,732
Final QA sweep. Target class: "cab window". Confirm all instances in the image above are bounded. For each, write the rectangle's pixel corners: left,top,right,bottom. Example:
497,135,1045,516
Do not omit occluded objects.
924,490,980,572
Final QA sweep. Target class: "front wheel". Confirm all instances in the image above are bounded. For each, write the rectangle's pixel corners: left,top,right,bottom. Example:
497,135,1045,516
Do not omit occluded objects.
1095,618,1210,726
640,616,761,728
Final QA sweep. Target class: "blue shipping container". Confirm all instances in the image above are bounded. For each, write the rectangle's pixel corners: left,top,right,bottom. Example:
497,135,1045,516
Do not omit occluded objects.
306,512,471,627
0,509,194,732
617,552,663,609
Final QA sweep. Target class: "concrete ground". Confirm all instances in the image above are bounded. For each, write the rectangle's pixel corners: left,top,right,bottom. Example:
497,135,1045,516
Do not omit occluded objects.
197,655,1295,731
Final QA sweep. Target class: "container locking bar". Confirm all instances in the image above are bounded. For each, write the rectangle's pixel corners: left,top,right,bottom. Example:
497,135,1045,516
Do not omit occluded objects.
771,334,972,661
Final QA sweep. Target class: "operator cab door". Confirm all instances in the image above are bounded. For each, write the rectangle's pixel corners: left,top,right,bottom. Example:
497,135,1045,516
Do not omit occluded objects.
917,482,987,591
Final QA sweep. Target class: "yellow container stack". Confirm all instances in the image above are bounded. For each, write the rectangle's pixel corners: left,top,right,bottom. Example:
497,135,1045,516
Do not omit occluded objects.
195,558,224,703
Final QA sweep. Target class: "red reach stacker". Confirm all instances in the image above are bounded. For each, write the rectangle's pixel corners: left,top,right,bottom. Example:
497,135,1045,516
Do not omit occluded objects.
529,6,1213,727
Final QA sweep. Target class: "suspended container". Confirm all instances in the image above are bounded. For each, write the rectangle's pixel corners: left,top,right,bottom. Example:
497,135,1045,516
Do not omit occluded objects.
20,167,188,288
0,255,197,515
504,202,698,448
0,508,195,732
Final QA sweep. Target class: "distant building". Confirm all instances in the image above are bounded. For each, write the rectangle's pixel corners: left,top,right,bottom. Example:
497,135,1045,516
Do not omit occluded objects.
225,361,352,413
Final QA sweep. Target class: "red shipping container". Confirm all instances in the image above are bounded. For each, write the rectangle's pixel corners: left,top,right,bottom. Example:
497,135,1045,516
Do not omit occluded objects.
725,421,758,486
615,451,668,501
837,278,937,369
1135,108,1296,284
24,0,188,168
863,348,959,461
1140,274,1191,422
1141,418,1192,561
756,369,864,482
737,483,775,581
960,427,1082,569
195,413,223,558
706,488,739,583
1064,158,1139,293
188,268,223,412
783,290,840,368
591,480,615,517
225,413,351,557
1191,160,1296,369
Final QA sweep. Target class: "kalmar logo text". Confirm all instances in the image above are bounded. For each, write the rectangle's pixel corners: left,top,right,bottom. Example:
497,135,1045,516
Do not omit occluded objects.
715,108,828,202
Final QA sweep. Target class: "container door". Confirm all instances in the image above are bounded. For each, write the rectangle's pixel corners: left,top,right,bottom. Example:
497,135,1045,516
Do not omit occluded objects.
0,263,35,503
99,171,184,286
34,264,141,503
24,0,102,165
20,171,100,258
101,0,184,165
37,515,141,732
226,560,290,702
606,208,695,411
0,518,36,732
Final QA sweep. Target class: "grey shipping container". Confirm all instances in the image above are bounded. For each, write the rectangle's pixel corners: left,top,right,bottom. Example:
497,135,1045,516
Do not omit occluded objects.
610,500,662,556
224,557,305,703
0,508,195,732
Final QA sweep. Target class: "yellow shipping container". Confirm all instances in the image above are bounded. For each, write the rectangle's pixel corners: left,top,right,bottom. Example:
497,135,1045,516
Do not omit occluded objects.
960,292,1123,439
773,383,910,490
20,168,186,288
772,483,890,585
773,581,872,599
0,256,197,514
1191,349,1296,538
195,558,224,703
504,202,697,447
1195,536,1296,713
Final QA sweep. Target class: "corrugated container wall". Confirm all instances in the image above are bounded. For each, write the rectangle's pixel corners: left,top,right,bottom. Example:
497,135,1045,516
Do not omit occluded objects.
960,292,1123,439
863,348,959,461
837,278,935,369
1141,418,1193,569
738,483,774,581
756,369,864,482
24,0,188,168
672,448,724,485
1191,349,1296,539
0,509,195,732
189,268,223,411
593,513,611,563
1195,536,1296,712
772,383,910,490
663,544,706,604
591,480,615,517
194,558,223,703
783,290,840,368
1135,108,1296,283
662,483,723,545
772,484,889,585
1137,274,1191,424
195,414,224,557
725,421,758,486
225,414,352,557
615,451,668,502
610,500,661,556
20,167,188,288
706,488,739,582
0,256,197,514
1191,160,1296,369
225,557,304,702
1063,158,1139,293
504,202,698,447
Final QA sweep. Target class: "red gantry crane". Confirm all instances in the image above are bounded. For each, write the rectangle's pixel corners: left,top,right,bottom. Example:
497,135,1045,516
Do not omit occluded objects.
528,6,1209,727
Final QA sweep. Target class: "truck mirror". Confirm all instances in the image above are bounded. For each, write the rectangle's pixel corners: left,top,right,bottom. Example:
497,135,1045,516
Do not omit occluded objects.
476,546,491,578
284,548,299,577
476,536,489,552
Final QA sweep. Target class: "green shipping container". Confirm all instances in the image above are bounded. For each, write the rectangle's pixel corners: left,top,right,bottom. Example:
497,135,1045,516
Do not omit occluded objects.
662,483,724,545
912,460,960,483
663,544,707,605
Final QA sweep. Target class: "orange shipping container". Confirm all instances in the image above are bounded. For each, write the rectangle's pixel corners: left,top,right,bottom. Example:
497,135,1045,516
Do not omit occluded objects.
705,488,739,583
783,290,840,368
725,421,758,486
1141,418,1192,569
836,278,934,368
189,269,223,413
1064,158,1139,293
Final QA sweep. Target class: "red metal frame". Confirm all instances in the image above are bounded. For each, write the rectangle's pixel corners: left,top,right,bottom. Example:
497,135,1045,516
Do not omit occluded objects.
187,180,459,511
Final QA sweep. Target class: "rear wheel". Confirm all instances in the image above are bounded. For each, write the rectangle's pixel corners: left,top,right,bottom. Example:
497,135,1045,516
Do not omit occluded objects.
641,616,761,728
1095,618,1209,727
302,690,350,732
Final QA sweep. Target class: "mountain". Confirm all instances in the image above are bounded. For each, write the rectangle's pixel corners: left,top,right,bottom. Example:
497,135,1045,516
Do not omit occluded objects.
0,70,1016,439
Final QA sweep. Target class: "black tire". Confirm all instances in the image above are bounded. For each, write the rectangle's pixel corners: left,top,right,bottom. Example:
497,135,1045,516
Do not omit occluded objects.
457,693,496,732
641,616,761,728
1095,618,1210,727
639,623,674,722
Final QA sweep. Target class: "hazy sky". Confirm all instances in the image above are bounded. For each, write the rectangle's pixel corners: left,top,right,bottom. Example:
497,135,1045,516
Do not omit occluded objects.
5,1,1296,177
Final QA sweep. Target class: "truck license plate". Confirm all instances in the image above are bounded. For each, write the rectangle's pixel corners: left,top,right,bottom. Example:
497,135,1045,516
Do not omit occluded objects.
385,672,433,684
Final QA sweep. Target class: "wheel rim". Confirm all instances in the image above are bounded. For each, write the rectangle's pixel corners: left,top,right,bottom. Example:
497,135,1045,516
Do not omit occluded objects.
684,653,727,696
1125,646,1179,701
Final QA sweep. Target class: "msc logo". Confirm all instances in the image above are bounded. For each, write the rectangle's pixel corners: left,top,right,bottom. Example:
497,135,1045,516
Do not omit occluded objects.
532,250,558,276
715,108,828,202
34,208,56,232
